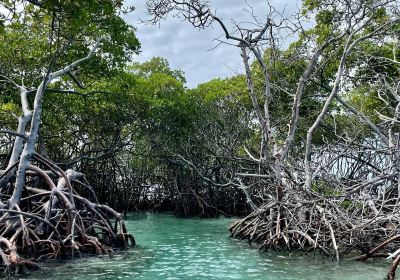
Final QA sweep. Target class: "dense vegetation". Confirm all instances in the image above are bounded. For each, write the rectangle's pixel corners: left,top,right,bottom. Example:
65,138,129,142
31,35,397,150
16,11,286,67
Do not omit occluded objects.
1,0,400,279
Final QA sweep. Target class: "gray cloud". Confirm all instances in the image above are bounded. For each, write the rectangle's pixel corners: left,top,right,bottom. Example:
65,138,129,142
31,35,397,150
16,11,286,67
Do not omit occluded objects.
124,0,296,88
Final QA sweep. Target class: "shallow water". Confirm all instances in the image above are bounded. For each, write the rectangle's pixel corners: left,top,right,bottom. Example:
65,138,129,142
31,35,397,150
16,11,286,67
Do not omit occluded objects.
25,212,389,280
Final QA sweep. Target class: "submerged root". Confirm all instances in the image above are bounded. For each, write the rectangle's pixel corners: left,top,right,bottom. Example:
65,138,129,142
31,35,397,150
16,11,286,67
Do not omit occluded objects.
0,153,134,276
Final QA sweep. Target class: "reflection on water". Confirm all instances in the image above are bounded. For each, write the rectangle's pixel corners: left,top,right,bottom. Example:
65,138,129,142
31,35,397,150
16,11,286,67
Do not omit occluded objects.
25,212,389,280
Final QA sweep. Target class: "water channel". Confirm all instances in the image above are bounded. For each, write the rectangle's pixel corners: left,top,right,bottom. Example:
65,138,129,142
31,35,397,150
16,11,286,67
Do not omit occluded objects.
25,212,389,280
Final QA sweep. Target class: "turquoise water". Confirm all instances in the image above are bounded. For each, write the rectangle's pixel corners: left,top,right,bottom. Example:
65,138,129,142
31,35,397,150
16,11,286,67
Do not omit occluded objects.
25,212,389,280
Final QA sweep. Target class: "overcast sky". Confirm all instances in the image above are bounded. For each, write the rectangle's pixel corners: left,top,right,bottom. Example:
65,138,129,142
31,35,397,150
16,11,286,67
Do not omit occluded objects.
124,1,298,88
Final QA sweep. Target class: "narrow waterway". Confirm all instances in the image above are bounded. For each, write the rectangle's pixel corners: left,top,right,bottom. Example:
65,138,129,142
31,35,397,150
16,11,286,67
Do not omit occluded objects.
26,213,389,280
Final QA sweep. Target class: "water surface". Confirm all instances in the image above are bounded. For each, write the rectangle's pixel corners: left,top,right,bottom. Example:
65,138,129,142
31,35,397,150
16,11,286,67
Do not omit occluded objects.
26,212,389,280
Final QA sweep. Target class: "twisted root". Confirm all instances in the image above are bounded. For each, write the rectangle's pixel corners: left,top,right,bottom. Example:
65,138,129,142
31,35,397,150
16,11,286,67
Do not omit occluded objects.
0,153,134,276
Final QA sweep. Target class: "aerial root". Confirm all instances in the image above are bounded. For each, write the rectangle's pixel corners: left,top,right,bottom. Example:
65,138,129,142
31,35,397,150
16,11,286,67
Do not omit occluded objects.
229,190,400,277
0,154,134,277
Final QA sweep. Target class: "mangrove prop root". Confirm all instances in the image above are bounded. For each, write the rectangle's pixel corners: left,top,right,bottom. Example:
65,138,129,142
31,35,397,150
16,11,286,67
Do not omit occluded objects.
229,188,400,278
0,156,134,276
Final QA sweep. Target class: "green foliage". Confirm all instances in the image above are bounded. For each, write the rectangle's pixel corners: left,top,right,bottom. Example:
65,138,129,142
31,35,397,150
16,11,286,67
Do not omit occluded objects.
0,0,140,134
131,57,185,83
0,0,139,82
